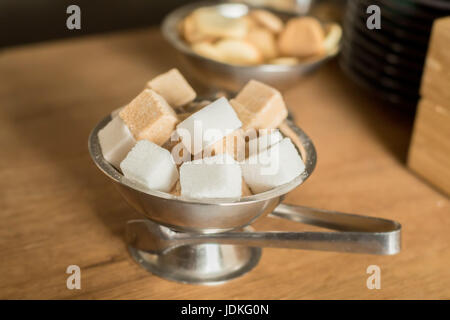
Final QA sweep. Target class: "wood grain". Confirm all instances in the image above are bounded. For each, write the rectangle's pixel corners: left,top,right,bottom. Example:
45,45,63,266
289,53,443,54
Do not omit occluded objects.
0,28,449,299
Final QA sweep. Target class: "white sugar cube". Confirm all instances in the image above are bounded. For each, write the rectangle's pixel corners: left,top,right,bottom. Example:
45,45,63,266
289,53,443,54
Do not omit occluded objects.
180,154,242,199
98,116,136,169
176,97,242,154
241,137,305,194
120,140,179,192
247,129,283,156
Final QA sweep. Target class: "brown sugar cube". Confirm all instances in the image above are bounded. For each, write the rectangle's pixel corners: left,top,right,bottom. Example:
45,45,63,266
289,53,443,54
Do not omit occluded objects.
233,80,288,129
203,129,246,161
229,99,256,131
250,9,284,34
170,180,182,196
246,27,278,60
242,179,253,197
119,89,178,145
146,69,196,109
278,17,325,58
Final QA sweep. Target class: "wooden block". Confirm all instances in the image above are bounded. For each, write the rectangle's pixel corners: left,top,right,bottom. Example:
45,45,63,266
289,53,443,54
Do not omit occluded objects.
233,80,288,129
119,89,178,145
424,17,450,67
147,69,196,109
420,17,450,108
408,98,450,196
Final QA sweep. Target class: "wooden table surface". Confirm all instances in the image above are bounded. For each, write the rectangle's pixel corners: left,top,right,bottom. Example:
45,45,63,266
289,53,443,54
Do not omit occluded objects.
0,28,449,300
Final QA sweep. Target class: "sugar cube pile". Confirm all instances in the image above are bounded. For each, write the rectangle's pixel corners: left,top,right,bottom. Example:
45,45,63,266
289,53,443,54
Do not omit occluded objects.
98,69,306,199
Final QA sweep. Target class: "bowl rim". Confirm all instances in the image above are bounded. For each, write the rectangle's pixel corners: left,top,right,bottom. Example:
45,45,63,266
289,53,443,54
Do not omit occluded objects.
161,0,341,71
88,114,317,206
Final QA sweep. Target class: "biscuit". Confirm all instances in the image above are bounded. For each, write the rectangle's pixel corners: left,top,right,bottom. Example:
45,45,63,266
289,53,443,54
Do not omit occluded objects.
192,42,224,62
192,7,248,39
246,27,278,60
182,14,213,43
250,9,284,34
278,17,325,57
269,57,299,65
323,23,342,54
215,39,263,65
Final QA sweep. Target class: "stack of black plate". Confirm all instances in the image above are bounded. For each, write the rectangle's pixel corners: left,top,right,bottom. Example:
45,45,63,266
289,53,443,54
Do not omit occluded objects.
340,0,450,109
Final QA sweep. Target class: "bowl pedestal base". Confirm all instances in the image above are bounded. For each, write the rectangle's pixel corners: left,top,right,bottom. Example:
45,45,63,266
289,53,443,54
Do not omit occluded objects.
128,243,261,285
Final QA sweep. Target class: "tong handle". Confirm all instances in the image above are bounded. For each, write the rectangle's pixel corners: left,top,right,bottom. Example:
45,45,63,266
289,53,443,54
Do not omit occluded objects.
271,204,401,233
257,203,402,255
186,204,401,255
126,204,401,255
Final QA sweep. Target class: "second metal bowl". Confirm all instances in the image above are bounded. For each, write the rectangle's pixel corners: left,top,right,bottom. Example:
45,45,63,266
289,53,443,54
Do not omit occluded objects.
161,1,341,92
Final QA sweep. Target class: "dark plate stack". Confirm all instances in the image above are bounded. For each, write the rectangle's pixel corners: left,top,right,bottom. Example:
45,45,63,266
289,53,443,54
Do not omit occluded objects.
340,0,450,109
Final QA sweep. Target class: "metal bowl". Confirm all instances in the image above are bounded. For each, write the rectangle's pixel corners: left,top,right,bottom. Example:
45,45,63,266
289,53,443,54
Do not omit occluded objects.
88,115,316,233
161,1,341,92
